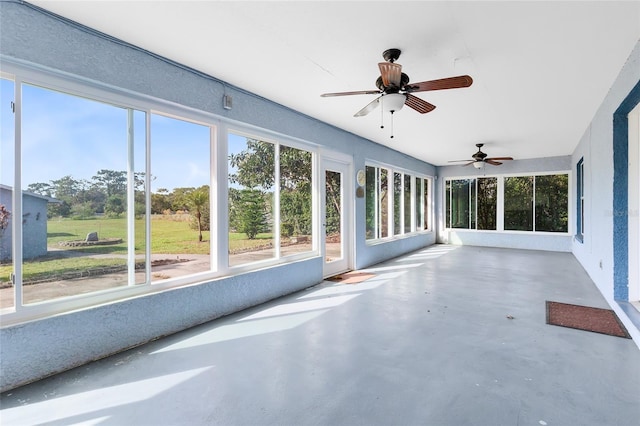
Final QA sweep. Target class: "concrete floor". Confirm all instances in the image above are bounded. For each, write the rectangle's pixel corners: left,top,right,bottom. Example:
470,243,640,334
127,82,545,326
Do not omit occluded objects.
1,245,639,425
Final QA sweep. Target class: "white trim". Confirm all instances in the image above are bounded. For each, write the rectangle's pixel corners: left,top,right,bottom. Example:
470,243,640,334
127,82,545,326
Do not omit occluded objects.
321,157,353,278
628,103,640,303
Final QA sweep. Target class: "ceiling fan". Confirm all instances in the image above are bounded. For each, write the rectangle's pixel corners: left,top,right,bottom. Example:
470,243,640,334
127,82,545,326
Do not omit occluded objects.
449,143,514,169
321,48,473,137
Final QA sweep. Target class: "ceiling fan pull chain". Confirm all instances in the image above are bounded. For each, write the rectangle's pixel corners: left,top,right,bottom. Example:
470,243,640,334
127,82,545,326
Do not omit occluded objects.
390,111,395,138
380,102,384,129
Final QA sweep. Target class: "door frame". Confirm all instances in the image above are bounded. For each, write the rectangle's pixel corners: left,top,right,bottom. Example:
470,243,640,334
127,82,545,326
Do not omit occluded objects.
320,152,354,278
628,103,639,303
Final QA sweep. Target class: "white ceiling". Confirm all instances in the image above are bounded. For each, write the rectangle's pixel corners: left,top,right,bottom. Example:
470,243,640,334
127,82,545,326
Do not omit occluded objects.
30,1,640,166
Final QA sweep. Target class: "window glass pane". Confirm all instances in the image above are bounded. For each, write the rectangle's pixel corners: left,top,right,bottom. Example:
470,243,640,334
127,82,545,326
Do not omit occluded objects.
365,166,377,240
477,177,497,230
404,174,412,233
415,177,422,231
0,78,15,309
20,84,137,304
325,170,342,261
535,174,568,232
393,172,402,235
470,178,477,229
380,169,389,238
151,114,211,279
451,179,470,229
423,178,429,230
228,134,275,267
504,176,533,231
445,180,451,228
279,145,312,256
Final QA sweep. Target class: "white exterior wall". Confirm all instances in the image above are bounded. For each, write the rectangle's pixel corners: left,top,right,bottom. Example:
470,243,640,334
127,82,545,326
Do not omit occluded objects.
571,39,640,345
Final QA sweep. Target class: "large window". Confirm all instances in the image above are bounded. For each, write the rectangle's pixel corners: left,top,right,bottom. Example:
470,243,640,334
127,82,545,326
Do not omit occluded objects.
534,174,569,232
504,176,534,231
393,172,402,235
0,67,318,320
403,173,412,233
365,166,391,240
415,176,430,231
150,113,212,281
0,77,15,310
0,81,152,308
447,174,568,232
504,174,568,232
228,133,313,267
365,164,430,241
445,177,497,230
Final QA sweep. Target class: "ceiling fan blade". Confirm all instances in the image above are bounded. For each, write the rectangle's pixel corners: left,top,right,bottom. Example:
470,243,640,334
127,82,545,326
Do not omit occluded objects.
378,62,402,87
448,159,473,163
405,75,473,92
405,94,436,114
485,160,503,166
461,161,476,167
354,96,381,117
321,90,380,97
485,157,514,161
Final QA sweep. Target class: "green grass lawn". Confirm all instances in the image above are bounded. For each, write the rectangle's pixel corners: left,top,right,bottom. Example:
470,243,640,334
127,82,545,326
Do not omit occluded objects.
0,216,274,284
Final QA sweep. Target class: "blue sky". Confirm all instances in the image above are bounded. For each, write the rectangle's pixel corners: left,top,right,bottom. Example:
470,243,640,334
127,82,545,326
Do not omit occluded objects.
1,79,217,193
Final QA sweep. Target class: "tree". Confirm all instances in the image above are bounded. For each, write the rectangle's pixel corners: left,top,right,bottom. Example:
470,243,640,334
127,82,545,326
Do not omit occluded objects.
185,187,209,242
0,204,10,233
229,141,314,238
151,188,172,214
71,202,95,220
238,189,267,239
325,171,342,235
170,187,196,212
27,182,54,197
229,140,275,189
92,169,127,198
228,187,241,232
105,194,126,217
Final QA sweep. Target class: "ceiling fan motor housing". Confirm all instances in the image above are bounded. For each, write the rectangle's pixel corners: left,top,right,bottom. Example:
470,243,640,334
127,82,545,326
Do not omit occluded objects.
473,143,487,161
382,48,401,63
376,73,410,92
473,151,488,161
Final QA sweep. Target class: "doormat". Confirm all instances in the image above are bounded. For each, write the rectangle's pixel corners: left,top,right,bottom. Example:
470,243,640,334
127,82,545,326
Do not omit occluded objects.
545,301,631,339
326,271,375,285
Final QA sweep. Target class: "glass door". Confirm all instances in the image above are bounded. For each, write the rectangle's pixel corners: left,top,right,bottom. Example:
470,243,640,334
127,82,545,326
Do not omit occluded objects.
322,159,351,277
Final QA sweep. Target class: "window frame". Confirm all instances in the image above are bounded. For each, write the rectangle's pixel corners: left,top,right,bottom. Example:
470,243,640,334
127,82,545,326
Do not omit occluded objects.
444,171,571,235
225,127,318,272
0,60,320,324
444,176,498,231
575,158,584,243
364,161,433,244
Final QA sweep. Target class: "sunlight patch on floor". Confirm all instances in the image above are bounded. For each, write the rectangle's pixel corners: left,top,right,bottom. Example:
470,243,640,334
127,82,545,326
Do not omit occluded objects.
0,367,211,425
239,294,359,321
153,310,331,353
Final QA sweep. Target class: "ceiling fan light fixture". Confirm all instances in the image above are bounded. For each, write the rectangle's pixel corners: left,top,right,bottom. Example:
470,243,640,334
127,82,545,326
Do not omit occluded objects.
473,161,485,169
382,93,405,113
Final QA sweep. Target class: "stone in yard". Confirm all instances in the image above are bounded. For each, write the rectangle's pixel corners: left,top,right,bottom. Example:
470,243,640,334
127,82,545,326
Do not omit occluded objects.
86,232,99,242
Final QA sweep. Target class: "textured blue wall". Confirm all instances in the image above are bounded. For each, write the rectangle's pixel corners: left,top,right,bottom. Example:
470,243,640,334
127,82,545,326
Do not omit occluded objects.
613,80,640,301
